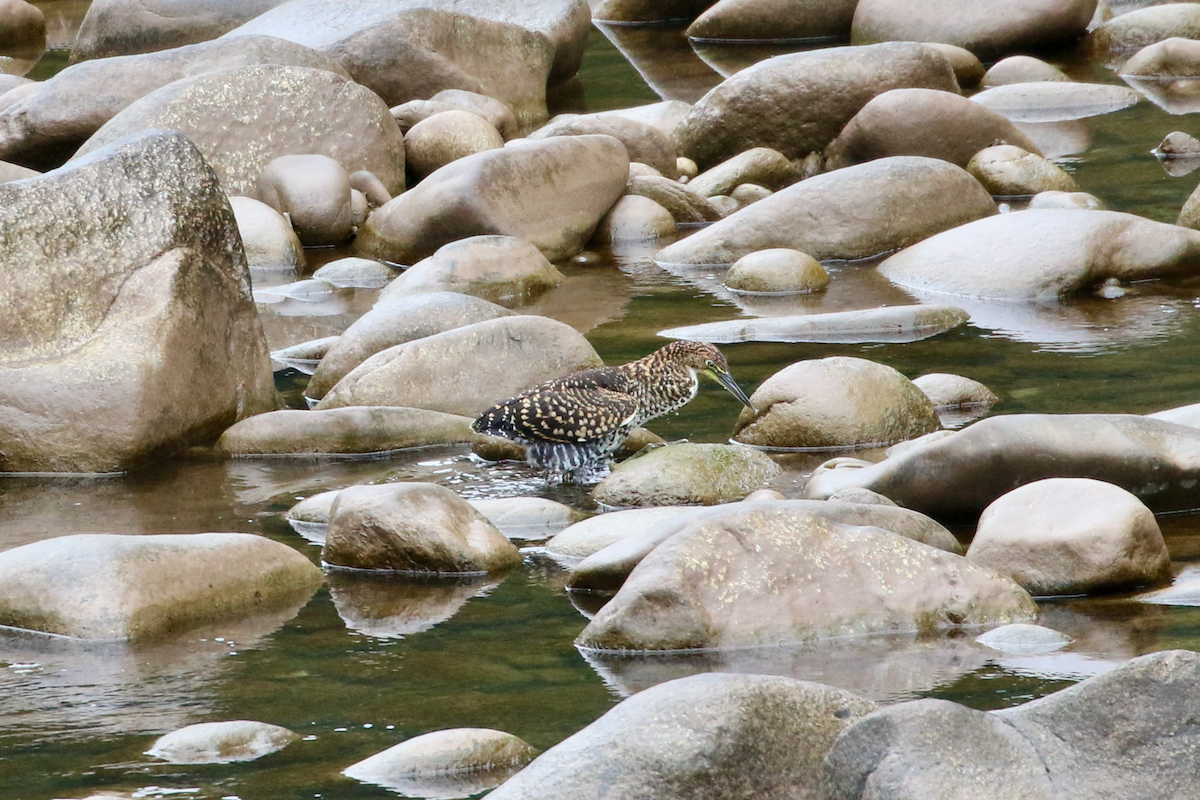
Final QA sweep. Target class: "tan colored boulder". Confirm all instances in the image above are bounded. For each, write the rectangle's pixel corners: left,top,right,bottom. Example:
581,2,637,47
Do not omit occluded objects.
379,235,563,305
468,497,579,540
592,443,782,507
0,130,278,473
675,42,959,170
602,100,693,141
912,374,998,409
730,183,772,207
982,55,1072,86
922,43,985,87
724,248,828,294
852,0,1097,61
1088,3,1200,57
547,507,700,559
576,505,1036,652
405,110,504,182
825,88,1042,170
967,478,1171,596
323,482,522,573
529,113,676,177
229,196,305,270
0,35,350,171
311,257,395,289
216,407,478,455
879,209,1200,300
624,175,721,224
344,728,537,791
0,0,44,52
255,154,354,246
1027,190,1103,210
592,195,677,243
316,315,602,416
660,304,969,345
687,0,856,42
688,147,796,197
73,65,406,196
355,135,628,264
0,532,323,640
593,0,716,23
1123,36,1200,77
1176,178,1200,229
733,356,940,449
967,144,1078,196
305,293,514,401
430,89,519,139
147,721,299,764
656,157,996,267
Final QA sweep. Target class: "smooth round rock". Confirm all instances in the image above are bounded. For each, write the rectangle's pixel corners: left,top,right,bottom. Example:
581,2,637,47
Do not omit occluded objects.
216,407,478,456
967,478,1171,596
379,234,563,304
229,195,305,270
967,144,1078,196
725,248,829,294
344,728,537,785
430,89,519,139
1177,180,1200,229
730,182,772,207
687,0,856,42
1088,4,1200,56
1028,190,1104,210
677,156,698,179
912,373,999,409
312,257,395,289
975,623,1071,655
923,42,986,87
467,497,579,540
1122,36,1200,76
349,170,392,207
826,487,897,506
0,0,44,52
1157,130,1200,158
733,356,941,449
593,444,781,507
323,483,522,574
592,195,676,243
256,154,354,245
688,147,796,197
147,721,298,764
528,113,677,177
546,506,701,559
625,174,721,223
288,490,340,526
405,110,505,181
982,55,1072,86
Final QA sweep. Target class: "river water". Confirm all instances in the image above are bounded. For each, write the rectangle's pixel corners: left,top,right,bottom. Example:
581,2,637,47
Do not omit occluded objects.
6,9,1200,800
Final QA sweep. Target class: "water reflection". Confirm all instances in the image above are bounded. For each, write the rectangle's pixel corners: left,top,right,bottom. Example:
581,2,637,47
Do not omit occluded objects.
1014,120,1092,159
592,23,721,102
1122,75,1200,115
328,571,504,640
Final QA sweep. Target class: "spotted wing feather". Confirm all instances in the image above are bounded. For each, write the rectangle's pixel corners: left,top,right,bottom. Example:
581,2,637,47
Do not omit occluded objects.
473,375,640,446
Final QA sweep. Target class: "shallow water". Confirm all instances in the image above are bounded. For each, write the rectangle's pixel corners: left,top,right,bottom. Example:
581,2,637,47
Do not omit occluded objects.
9,8,1200,800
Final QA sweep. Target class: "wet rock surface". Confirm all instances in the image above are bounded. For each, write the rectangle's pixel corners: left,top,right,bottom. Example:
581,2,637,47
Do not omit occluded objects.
380,235,563,305
216,407,478,456
147,720,299,764
591,443,782,507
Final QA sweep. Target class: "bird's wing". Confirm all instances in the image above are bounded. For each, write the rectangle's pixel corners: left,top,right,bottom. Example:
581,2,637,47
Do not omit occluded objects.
473,385,640,444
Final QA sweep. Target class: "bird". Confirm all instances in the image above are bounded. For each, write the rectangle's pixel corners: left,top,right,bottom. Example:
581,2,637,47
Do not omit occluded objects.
471,340,755,483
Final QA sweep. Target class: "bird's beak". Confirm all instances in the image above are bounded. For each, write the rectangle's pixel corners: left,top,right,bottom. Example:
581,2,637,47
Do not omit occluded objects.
714,370,755,411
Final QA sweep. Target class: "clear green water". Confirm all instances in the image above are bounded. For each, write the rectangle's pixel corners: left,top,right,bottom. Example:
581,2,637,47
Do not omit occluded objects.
8,17,1200,800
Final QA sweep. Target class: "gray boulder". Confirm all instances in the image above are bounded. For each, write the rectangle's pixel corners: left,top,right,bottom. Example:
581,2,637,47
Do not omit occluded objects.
660,305,969,344
0,532,322,640
345,728,537,794
966,144,1078,196
688,146,796,197
0,35,349,170
0,130,278,473
405,109,504,181
468,497,579,540
304,293,514,401
315,315,602,416
575,505,1034,652
216,407,478,455
429,89,519,139
851,0,1097,60
256,154,354,246
982,55,1072,86
377,235,562,306
805,413,1200,519
674,42,959,170
528,113,676,176
624,175,721,224
1088,3,1200,57
878,209,1200,300
966,478,1170,596
592,195,677,243
732,356,941,449
229,196,305,270
655,156,996,266
355,135,628,264
912,373,998,409
311,257,396,289
73,65,406,196
824,87,1042,170
1122,36,1200,76
975,623,1070,655
591,443,782,507
724,248,829,294
323,482,522,573
687,0,856,42
147,721,299,764
488,672,877,800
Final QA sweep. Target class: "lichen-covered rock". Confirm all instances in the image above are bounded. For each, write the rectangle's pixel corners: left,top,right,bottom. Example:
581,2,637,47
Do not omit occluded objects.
73,65,406,196
732,357,941,449
316,315,602,417
0,130,278,473
966,478,1171,596
147,721,299,764
217,407,478,455
575,505,1035,652
655,157,996,266
592,443,782,507
966,144,1078,196
323,482,522,573
355,135,628,264
0,532,323,640
487,672,878,800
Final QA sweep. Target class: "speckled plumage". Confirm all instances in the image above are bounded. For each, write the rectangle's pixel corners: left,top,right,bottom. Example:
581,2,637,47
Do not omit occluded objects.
472,341,752,483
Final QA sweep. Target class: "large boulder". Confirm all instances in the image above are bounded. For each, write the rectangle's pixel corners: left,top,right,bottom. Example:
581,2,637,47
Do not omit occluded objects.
878,209,1200,300
488,672,877,800
355,135,628,264
687,0,857,42
255,154,355,246
216,407,478,455
72,65,406,196
315,315,603,416
323,482,522,573
851,0,1098,61
0,130,277,473
377,235,563,306
1087,3,1200,57
966,478,1170,596
1122,36,1200,77
824,88,1042,170
674,42,960,171
71,0,289,62
591,443,782,507
655,156,995,266
304,293,514,401
0,35,349,171
575,505,1035,652
0,532,323,640
822,650,1200,800
732,356,941,449
804,413,1200,520
528,113,676,176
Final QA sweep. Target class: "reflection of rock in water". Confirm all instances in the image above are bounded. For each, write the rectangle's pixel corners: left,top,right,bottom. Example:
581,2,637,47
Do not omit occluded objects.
350,764,523,800
1013,120,1091,159
691,39,833,79
0,603,307,741
593,23,722,103
329,571,503,639
1123,75,1200,116
520,263,639,334
580,634,989,703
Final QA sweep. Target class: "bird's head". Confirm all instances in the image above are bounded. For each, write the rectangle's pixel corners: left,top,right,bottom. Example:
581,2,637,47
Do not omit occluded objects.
661,340,755,410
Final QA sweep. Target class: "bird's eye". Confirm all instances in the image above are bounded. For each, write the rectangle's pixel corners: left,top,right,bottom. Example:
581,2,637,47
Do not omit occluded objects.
705,359,716,370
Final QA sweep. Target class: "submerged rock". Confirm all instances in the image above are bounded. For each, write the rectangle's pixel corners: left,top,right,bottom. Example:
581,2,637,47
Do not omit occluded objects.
345,728,537,785
147,721,299,764
216,407,478,456
575,505,1034,651
975,623,1071,655
0,532,323,640
912,373,999,409
661,305,968,344
970,81,1138,123
487,672,877,800
591,443,782,507
655,156,996,266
